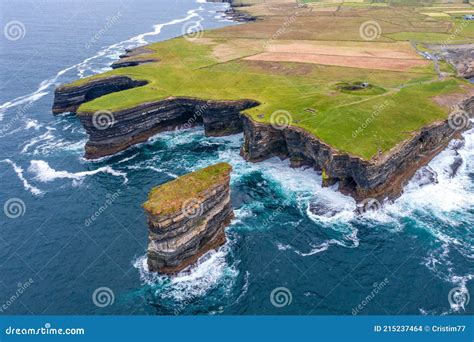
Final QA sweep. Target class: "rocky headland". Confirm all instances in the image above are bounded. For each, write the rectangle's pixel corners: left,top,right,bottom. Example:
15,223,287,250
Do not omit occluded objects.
111,47,159,69
52,75,147,114
241,96,474,201
52,0,474,204
431,44,474,79
143,162,233,274
77,97,258,159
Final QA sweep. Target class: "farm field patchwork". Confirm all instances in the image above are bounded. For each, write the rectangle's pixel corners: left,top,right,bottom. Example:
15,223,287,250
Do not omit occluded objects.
68,0,474,160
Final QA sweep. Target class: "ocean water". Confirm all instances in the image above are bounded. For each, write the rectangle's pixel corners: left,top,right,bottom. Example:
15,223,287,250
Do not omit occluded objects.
0,0,473,315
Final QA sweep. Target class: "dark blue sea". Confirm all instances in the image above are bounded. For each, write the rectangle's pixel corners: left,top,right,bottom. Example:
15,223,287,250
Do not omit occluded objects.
0,0,473,315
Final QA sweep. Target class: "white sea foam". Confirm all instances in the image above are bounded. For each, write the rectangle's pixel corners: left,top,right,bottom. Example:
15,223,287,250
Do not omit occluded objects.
373,126,474,221
28,160,128,184
21,127,56,154
134,245,238,303
0,5,208,127
116,153,139,164
0,159,43,196
232,206,254,225
25,119,42,130
295,241,331,256
126,164,178,179
75,8,204,79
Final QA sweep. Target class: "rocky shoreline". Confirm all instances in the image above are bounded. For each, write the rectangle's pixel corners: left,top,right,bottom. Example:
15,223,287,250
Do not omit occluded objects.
52,76,147,114
431,44,474,79
241,96,473,202
144,163,233,274
51,1,474,204
52,49,473,202
77,97,258,159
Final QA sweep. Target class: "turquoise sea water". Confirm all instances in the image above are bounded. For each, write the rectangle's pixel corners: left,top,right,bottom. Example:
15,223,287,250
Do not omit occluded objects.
0,0,473,315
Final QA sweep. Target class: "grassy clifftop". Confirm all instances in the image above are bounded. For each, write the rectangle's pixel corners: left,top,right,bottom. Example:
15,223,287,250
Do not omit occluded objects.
143,163,232,217
67,1,473,159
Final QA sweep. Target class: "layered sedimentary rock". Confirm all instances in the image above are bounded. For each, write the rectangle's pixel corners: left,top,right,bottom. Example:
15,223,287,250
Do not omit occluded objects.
52,76,147,114
111,47,159,69
205,0,257,21
77,97,258,159
431,44,474,79
143,163,233,274
52,41,259,159
241,97,474,202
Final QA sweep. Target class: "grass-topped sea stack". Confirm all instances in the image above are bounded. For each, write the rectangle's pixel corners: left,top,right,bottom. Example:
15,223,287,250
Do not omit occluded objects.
143,162,233,274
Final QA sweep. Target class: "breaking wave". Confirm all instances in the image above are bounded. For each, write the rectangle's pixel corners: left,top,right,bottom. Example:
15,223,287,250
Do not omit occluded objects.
0,159,43,196
28,160,128,184
133,242,242,314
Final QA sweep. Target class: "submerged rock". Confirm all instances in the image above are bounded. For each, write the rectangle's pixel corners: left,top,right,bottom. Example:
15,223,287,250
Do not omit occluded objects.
448,156,463,178
309,198,344,218
412,166,438,188
430,44,474,79
143,163,233,275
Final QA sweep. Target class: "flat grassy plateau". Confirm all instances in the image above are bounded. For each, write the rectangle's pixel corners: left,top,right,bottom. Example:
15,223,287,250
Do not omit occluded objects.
69,0,474,160
143,162,231,216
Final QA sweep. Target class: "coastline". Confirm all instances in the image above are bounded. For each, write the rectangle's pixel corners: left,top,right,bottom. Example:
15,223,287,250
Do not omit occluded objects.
51,0,474,203
1,0,473,317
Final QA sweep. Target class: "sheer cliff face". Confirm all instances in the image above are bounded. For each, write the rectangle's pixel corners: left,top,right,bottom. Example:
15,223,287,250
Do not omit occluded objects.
77,98,258,159
52,76,147,114
53,76,259,159
144,163,233,274
241,97,474,202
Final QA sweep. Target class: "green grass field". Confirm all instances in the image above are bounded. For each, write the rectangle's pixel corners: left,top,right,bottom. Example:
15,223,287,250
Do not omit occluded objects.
143,162,231,216
65,1,473,160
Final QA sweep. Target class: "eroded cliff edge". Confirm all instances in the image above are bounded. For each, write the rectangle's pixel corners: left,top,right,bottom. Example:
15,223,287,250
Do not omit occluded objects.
431,44,474,79
52,75,147,114
241,96,474,202
143,162,233,274
77,97,258,159
51,1,474,204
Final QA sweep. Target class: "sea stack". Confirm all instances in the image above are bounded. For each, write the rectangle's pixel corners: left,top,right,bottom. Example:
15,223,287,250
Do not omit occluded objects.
143,162,233,274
